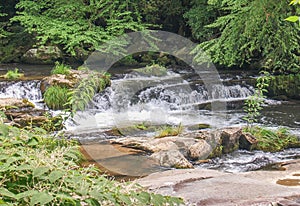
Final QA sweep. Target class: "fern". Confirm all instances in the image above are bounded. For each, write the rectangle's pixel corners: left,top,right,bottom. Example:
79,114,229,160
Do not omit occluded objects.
12,0,147,59
188,0,300,74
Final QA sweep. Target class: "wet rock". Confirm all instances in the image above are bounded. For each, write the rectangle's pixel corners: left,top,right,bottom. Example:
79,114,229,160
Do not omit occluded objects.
150,149,193,169
188,139,212,160
22,46,62,64
132,64,167,77
239,132,258,150
40,70,87,92
219,127,242,153
0,98,34,109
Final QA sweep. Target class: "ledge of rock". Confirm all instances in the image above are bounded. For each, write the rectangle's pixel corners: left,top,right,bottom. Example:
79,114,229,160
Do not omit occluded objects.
111,128,249,169
0,98,35,109
0,97,59,129
137,159,300,206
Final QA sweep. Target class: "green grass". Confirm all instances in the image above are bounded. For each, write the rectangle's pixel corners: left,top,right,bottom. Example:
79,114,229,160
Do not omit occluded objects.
3,68,24,80
0,124,183,205
51,62,71,75
44,86,70,110
155,124,183,138
244,126,300,152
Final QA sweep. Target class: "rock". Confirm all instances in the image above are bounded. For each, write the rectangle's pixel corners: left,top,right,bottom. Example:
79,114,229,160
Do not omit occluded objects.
22,46,62,64
112,136,198,154
137,159,300,206
188,139,212,160
132,64,167,77
219,127,242,153
150,150,193,169
0,98,34,109
239,132,258,150
40,74,75,93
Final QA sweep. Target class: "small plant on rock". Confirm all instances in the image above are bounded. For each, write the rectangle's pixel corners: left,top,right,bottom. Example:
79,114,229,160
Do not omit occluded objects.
156,123,183,138
3,68,24,80
44,86,70,110
51,61,71,75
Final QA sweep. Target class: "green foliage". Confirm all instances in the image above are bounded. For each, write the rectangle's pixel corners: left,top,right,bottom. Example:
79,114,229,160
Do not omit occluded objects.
0,124,183,205
243,71,273,124
286,0,300,24
184,0,218,42
3,68,24,80
190,0,300,74
68,72,111,113
44,86,70,110
51,62,71,75
244,126,300,152
12,0,146,59
156,124,183,138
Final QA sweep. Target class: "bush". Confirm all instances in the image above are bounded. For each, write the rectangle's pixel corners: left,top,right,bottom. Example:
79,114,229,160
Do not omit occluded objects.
244,126,300,152
0,124,183,205
51,62,71,75
44,86,70,110
3,68,24,80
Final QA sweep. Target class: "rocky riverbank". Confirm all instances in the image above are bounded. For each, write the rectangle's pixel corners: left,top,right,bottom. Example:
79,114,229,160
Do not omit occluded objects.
137,159,300,206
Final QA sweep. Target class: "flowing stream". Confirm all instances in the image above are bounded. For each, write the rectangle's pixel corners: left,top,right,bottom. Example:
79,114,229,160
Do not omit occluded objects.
0,65,299,174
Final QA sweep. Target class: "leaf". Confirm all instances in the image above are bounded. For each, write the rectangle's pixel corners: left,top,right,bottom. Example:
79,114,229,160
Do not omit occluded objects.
32,166,50,178
30,192,53,206
15,164,32,171
48,170,64,183
285,16,299,22
27,137,39,146
0,188,15,199
15,190,37,200
55,193,78,204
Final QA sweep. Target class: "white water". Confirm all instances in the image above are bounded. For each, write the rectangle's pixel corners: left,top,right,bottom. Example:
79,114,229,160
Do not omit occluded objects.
0,80,44,108
66,71,254,132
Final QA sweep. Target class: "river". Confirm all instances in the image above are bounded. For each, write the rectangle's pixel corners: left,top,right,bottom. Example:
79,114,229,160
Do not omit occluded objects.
0,64,299,175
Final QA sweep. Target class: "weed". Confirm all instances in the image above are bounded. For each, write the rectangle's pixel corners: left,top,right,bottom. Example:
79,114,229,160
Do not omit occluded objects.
156,123,183,138
244,126,299,152
51,61,71,75
44,86,70,110
3,68,24,80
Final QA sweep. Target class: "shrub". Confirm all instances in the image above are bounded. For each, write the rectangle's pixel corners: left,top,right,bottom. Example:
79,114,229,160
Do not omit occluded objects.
0,124,183,205
44,86,70,110
3,68,24,80
244,126,300,152
51,62,71,75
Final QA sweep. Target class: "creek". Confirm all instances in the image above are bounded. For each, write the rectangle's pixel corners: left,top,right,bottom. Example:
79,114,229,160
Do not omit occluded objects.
0,64,299,175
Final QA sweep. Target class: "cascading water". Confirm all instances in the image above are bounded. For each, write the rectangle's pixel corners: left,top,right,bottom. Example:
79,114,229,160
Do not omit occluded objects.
0,80,44,108
68,71,254,133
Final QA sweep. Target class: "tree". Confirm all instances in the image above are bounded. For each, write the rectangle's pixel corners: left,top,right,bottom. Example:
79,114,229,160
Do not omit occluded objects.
12,0,146,61
187,0,300,74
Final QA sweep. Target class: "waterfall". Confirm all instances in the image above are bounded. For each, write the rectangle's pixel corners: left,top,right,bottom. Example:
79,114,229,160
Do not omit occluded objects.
0,80,44,108
68,71,254,132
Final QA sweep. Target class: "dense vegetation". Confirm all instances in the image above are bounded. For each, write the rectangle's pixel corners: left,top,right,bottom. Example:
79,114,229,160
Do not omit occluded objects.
0,116,183,205
1,0,299,74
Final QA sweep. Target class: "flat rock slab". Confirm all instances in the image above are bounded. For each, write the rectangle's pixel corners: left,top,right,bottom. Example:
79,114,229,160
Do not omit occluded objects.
137,160,300,205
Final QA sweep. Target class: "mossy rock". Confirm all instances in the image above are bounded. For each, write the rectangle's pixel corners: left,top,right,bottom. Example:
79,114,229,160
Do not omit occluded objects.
132,64,167,77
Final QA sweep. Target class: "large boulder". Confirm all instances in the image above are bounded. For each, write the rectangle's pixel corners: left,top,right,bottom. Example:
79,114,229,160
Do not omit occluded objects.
22,46,62,64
